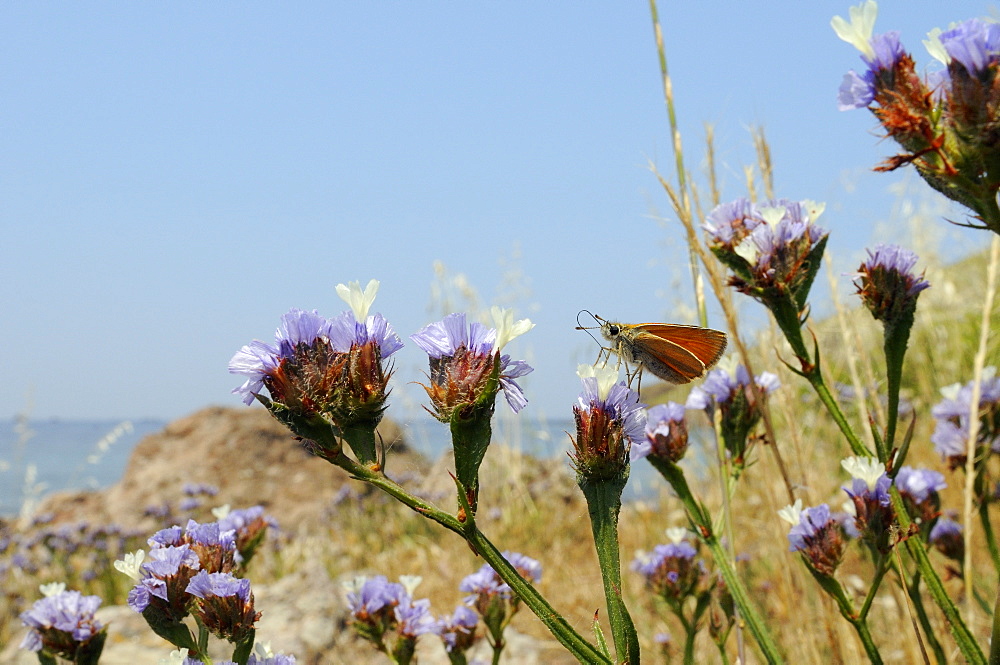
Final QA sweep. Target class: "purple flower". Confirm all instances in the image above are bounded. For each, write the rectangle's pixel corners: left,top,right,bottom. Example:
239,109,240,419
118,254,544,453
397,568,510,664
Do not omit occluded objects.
460,565,512,604
570,365,646,480
854,244,929,323
186,570,259,643
939,19,1000,75
346,576,409,618
894,466,946,504
501,551,543,583
703,198,760,246
929,516,964,562
126,577,166,613
931,369,1000,467
19,590,104,653
784,503,848,576
687,363,779,466
704,198,828,313
432,605,479,653
186,570,250,603
838,69,877,110
842,456,896,552
837,32,906,110
144,545,201,578
631,542,701,602
395,598,434,637
411,312,534,417
230,299,402,421
634,402,688,462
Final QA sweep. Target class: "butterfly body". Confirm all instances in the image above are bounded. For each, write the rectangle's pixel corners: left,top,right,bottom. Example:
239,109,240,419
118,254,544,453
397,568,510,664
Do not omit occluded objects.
596,319,727,385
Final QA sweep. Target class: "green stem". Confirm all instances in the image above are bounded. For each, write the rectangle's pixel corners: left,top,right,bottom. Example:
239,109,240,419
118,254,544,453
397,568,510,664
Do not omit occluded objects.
466,528,613,664
324,429,610,664
891,487,986,664
678,614,697,664
806,566,883,665
979,501,1000,576
907,570,948,665
991,582,1000,665
858,554,890,621
648,457,785,664
580,477,640,665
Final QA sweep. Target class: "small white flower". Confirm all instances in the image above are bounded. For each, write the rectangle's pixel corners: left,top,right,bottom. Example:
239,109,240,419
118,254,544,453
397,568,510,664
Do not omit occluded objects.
940,382,962,401
757,205,788,227
778,499,804,526
831,0,878,60
39,582,66,597
114,550,146,581
254,642,275,659
399,575,423,595
923,27,950,65
665,527,690,544
491,306,535,350
211,504,231,520
159,648,189,665
341,575,368,595
577,363,619,401
841,456,885,490
803,200,826,223
734,236,761,266
336,279,380,321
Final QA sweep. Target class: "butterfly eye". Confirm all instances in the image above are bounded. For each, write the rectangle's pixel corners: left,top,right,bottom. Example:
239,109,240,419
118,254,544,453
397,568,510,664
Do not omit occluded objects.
608,325,620,336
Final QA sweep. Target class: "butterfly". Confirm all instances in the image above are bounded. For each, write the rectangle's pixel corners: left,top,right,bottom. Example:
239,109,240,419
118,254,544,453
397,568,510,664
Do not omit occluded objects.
577,311,727,385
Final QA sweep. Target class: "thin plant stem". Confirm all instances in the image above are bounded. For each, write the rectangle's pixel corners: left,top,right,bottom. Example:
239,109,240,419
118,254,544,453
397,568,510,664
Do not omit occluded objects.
963,234,1000,625
906,569,948,665
979,501,1000,574
892,547,932,665
891,486,986,664
712,411,745,663
329,452,612,665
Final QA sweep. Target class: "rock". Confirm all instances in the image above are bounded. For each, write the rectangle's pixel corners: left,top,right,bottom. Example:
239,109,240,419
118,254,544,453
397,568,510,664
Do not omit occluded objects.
28,406,423,535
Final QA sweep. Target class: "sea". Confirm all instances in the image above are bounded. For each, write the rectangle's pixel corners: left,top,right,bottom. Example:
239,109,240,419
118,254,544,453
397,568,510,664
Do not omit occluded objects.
0,415,668,518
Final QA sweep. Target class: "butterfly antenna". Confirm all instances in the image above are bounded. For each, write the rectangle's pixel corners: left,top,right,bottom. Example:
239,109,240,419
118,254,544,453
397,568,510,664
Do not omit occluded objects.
575,310,603,348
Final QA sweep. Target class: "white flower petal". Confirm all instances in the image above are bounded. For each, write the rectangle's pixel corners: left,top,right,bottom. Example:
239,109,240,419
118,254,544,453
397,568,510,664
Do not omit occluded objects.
336,279,380,321
777,499,803,526
831,0,878,59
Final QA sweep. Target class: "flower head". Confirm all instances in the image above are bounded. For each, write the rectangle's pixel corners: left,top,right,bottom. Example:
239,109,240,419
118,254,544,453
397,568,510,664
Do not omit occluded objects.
19,589,105,659
186,570,260,644
631,541,702,604
929,516,964,562
411,312,534,420
687,361,779,468
854,244,929,324
931,368,1000,468
570,365,646,481
938,19,1000,76
633,401,688,462
842,456,896,552
229,303,402,430
784,503,849,576
432,605,479,654
705,198,828,318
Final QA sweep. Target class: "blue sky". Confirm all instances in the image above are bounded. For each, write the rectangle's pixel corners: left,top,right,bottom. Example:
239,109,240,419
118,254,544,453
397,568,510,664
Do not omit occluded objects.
1,2,988,423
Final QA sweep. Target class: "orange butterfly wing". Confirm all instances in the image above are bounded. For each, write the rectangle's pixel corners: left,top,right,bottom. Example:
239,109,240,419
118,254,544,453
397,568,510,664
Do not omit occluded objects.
634,324,728,373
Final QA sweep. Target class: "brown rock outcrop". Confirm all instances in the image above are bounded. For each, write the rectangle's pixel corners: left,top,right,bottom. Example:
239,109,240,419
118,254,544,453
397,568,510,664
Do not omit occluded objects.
31,406,425,534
